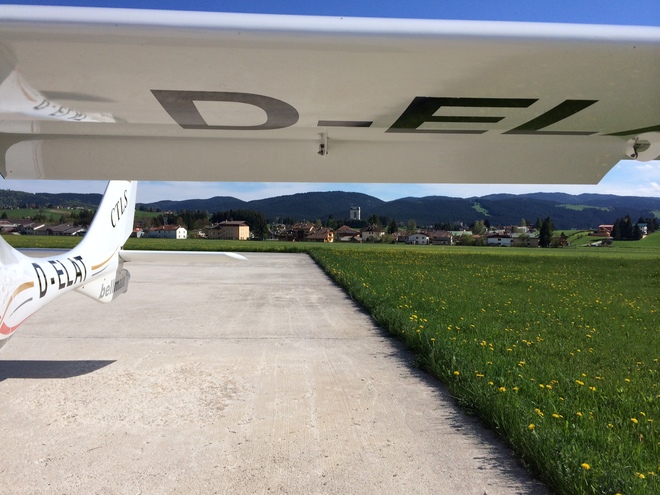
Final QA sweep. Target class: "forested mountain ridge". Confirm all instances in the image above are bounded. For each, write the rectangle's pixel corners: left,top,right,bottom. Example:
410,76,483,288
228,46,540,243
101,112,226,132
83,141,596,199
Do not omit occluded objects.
1,188,658,230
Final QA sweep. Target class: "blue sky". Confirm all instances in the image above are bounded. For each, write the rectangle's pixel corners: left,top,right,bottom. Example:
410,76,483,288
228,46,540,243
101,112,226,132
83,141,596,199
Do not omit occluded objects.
2,1,659,203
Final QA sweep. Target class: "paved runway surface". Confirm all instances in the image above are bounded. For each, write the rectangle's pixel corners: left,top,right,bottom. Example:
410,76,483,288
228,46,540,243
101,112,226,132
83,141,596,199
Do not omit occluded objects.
0,253,548,494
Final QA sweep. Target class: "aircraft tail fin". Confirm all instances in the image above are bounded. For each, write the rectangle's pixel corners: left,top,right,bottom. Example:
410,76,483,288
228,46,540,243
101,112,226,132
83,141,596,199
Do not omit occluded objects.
74,181,136,303
73,181,137,259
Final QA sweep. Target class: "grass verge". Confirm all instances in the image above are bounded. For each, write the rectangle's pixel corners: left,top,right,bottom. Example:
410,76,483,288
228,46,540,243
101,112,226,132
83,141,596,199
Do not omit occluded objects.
308,247,659,495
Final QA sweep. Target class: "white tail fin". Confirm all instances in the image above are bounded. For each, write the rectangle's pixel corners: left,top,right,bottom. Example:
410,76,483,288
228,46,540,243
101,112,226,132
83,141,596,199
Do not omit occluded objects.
74,181,136,302
0,180,137,347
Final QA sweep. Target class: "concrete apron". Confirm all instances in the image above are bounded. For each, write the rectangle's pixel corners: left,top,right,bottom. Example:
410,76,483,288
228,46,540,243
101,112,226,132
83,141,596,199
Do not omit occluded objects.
0,253,548,494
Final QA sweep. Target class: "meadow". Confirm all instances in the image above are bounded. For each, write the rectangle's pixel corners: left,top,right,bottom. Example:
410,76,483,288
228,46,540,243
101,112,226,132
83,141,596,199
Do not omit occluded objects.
3,234,659,494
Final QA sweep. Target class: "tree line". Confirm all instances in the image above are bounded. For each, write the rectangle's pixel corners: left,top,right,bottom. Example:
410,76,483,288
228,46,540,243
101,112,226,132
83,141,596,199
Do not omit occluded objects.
611,215,658,240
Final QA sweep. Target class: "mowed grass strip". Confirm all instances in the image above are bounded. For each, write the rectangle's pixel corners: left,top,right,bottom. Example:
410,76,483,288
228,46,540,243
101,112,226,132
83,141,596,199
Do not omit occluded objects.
309,247,659,495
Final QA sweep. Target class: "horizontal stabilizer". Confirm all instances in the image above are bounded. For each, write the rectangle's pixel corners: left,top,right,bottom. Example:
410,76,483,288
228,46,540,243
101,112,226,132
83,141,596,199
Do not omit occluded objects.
119,250,247,263
76,267,130,303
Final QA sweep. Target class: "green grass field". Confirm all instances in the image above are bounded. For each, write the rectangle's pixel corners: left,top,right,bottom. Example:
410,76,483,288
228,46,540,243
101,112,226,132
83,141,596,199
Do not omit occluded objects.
309,246,659,495
3,234,659,494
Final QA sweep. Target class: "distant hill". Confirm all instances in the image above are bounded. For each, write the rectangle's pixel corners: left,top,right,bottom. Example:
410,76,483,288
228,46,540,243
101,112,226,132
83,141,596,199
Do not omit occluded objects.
0,189,102,209
1,187,658,230
144,196,247,212
140,191,660,229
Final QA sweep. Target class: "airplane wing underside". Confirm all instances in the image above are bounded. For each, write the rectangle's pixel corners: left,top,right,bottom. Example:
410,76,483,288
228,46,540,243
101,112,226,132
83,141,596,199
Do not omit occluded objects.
0,6,659,184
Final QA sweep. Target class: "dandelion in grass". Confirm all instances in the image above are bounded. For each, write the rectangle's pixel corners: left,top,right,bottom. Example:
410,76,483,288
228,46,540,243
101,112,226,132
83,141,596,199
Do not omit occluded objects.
631,418,639,424
528,424,535,431
498,387,506,392
453,371,460,376
581,463,591,470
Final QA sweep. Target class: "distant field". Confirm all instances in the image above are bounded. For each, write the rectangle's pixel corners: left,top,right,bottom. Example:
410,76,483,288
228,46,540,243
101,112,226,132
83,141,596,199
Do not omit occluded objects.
0,207,75,220
0,208,160,221
2,233,658,494
557,204,611,212
471,202,489,215
615,231,660,249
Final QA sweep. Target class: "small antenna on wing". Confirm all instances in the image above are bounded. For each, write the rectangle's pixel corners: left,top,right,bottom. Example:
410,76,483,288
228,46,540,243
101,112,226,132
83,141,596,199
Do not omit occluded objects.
318,132,328,157
626,133,660,161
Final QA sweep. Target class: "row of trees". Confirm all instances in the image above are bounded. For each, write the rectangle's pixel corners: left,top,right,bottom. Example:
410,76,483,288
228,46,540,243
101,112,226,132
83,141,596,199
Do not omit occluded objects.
611,215,658,240
20,202,656,246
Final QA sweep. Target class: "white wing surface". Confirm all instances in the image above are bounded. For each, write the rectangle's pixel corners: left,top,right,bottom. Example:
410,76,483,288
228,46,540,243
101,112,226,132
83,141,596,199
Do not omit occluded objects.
0,6,659,184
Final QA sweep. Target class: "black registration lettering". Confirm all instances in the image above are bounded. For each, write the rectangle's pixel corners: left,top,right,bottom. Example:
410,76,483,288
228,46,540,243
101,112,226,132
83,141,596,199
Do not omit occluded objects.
151,90,299,130
387,97,536,134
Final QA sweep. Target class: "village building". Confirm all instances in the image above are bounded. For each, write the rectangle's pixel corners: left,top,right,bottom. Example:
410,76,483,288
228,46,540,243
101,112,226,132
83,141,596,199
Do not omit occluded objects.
511,233,540,247
429,230,453,245
361,224,385,242
36,224,87,236
407,233,429,245
278,222,316,242
306,227,334,242
0,220,19,233
6,219,46,235
335,225,360,242
146,225,187,239
594,224,614,237
487,233,512,247
205,220,249,240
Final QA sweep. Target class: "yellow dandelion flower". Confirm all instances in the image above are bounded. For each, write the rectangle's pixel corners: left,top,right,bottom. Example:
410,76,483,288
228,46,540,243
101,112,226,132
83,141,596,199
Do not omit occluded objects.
635,472,645,479
631,418,639,424
453,371,460,376
577,412,583,417
576,380,585,386
528,424,535,430
581,463,591,470
498,387,506,392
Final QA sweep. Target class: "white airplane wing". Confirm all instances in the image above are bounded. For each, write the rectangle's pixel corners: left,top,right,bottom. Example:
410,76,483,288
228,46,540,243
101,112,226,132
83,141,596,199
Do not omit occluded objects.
1,6,658,184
